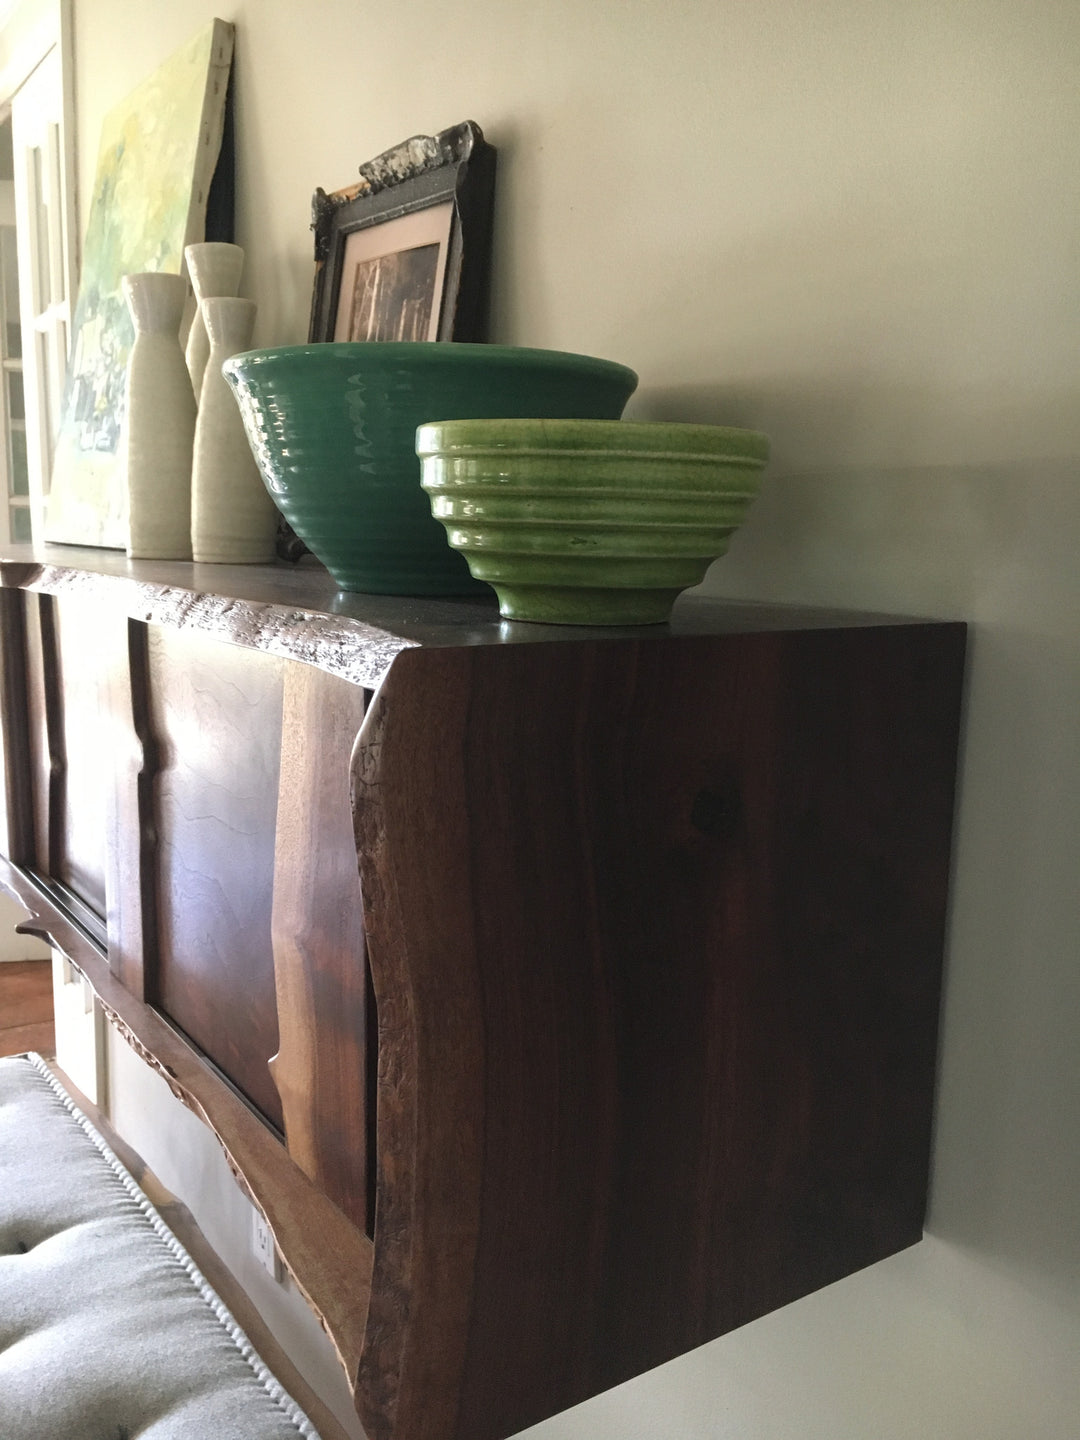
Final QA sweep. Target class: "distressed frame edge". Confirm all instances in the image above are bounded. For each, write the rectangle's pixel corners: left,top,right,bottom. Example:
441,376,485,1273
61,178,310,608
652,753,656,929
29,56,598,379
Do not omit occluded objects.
309,120,495,344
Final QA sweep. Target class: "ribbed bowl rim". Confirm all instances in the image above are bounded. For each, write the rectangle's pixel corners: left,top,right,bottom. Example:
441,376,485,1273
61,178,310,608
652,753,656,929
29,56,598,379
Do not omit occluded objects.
417,418,769,461
222,342,638,387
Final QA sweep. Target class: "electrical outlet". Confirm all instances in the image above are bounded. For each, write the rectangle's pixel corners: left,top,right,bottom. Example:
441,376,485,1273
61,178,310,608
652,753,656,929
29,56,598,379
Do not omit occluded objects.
251,1207,283,1282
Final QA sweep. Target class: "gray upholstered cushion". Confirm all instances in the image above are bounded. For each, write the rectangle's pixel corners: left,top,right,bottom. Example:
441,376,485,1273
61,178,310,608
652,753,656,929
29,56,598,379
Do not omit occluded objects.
0,1053,322,1439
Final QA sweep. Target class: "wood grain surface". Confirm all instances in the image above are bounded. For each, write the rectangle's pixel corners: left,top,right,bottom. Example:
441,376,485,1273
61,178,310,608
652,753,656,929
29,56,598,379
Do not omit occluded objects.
147,626,285,1129
270,663,372,1231
103,620,157,999
20,593,51,875
0,545,968,1440
0,857,374,1389
1,546,923,691
47,597,111,912
0,588,32,865
353,625,966,1440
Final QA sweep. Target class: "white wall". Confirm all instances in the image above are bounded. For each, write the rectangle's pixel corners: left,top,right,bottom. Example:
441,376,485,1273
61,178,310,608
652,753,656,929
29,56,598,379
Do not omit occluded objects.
65,2,1080,1436
0,891,50,959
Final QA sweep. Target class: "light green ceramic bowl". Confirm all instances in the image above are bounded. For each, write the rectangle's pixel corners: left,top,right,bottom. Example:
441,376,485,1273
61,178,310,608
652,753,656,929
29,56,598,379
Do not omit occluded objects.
417,418,769,624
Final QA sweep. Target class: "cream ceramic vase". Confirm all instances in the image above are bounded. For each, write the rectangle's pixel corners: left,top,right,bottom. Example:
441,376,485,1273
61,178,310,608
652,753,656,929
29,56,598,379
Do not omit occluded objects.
184,242,245,398
122,272,196,560
191,297,278,563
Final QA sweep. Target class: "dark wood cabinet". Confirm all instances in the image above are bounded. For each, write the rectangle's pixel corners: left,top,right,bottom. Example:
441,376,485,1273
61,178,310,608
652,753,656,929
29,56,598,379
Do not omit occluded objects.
0,546,966,1440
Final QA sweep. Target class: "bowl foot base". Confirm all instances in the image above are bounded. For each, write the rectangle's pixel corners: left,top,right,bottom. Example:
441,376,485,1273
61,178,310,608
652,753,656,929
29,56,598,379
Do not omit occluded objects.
493,584,679,626
329,569,493,598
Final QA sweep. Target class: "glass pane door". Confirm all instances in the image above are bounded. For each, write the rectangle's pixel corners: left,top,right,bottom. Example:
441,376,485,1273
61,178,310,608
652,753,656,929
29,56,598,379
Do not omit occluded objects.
10,47,74,545
0,120,31,545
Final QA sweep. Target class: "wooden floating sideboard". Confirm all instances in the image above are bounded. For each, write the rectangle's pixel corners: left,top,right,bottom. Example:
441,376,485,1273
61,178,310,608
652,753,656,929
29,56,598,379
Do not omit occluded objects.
0,545,967,1440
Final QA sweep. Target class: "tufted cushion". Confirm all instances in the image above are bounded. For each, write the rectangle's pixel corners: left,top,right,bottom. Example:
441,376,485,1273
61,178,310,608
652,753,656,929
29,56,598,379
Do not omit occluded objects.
0,1053,323,1439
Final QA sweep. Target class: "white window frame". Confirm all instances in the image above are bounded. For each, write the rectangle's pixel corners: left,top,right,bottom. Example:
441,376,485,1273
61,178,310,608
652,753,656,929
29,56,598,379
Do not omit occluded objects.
0,0,77,546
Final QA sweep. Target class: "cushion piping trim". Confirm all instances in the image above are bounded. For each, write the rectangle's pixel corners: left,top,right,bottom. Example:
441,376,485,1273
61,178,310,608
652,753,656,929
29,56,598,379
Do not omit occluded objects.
21,1051,322,1440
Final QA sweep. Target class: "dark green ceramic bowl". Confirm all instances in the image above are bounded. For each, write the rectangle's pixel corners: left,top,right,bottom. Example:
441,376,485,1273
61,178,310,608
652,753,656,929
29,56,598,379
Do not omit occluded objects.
418,418,769,624
222,343,638,595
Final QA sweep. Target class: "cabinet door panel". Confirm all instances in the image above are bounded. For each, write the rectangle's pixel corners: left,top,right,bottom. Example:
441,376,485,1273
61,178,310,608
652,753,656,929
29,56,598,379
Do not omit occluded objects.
21,594,111,914
21,593,50,875
0,587,32,863
147,627,284,1130
53,599,111,912
270,664,372,1231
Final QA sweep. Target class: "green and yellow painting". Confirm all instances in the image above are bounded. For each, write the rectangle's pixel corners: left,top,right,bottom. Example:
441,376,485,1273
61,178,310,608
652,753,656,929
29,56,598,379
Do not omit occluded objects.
47,19,233,548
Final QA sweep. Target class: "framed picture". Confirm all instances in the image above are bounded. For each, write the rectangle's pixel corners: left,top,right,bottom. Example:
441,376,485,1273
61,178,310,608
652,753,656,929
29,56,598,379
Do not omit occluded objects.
309,120,496,344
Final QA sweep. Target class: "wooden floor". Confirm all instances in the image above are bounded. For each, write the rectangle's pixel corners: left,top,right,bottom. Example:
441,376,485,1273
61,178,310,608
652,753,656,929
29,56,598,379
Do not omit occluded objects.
0,959,54,1058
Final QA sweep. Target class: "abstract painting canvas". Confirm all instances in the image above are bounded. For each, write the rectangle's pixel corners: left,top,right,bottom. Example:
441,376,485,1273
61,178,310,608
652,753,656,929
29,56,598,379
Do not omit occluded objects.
46,19,234,548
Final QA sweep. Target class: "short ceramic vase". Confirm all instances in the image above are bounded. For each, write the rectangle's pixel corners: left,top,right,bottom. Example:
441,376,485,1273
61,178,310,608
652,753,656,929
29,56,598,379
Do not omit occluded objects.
191,297,279,564
184,242,245,399
122,272,196,561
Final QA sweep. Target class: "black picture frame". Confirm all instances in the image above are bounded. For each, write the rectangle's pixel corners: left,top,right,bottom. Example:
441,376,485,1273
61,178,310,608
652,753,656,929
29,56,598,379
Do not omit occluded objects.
309,120,496,344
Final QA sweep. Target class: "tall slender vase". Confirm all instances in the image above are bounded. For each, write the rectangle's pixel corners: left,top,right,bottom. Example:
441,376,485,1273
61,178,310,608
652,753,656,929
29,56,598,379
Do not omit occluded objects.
191,297,278,564
123,272,195,560
184,242,245,398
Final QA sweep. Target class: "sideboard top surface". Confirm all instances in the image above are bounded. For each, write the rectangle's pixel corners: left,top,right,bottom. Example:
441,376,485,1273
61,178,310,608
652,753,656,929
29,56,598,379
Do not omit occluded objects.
0,543,951,690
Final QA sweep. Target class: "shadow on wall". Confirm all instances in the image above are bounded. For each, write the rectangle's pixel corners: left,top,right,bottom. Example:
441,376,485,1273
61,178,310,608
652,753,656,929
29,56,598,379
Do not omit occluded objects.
628,375,1080,622
482,114,551,349
620,384,1080,1324
925,611,1080,1314
0,895,51,962
629,377,1080,474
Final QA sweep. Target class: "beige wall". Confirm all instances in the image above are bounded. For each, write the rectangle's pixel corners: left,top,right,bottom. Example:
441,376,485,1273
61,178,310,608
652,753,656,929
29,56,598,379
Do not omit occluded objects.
66,2,1080,1436
0,891,50,959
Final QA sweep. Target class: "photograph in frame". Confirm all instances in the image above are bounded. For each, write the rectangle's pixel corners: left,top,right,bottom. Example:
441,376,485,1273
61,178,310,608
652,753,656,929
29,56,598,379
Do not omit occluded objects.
334,202,454,343
309,121,496,346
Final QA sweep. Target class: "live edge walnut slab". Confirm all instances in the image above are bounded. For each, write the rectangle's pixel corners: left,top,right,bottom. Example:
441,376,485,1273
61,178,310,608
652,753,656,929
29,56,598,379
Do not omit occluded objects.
0,547,967,1440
